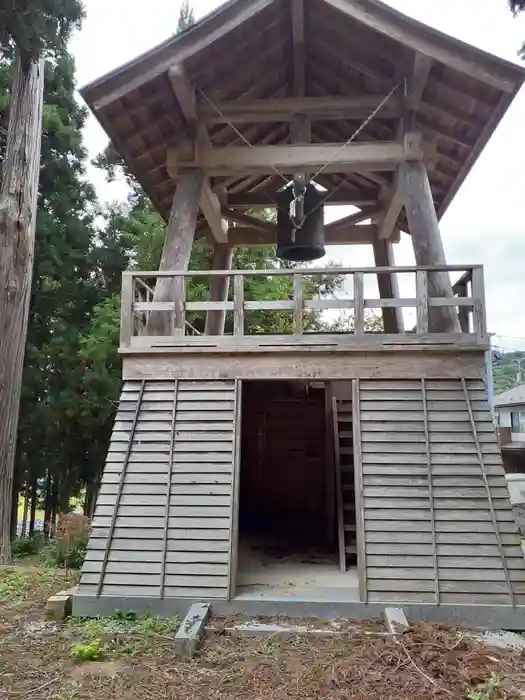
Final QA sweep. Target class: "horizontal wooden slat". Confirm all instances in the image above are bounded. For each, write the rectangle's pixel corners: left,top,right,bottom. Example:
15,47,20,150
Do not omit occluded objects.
367,592,436,603
435,522,518,534
367,555,435,567
168,517,230,529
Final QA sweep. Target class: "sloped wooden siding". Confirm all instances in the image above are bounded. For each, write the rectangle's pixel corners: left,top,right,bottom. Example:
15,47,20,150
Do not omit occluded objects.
78,379,238,600
355,378,525,606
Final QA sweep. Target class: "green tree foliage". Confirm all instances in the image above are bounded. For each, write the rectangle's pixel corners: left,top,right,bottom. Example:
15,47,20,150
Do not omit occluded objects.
177,0,195,32
510,0,525,14
509,0,525,56
493,351,525,395
0,0,84,62
0,46,128,529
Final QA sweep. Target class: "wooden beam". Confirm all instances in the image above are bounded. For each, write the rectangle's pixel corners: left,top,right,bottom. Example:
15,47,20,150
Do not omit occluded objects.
226,189,379,208
168,134,425,177
379,53,431,240
221,224,378,247
169,63,228,243
168,64,197,129
291,0,305,97
148,168,204,335
200,180,228,243
199,95,401,124
373,239,404,333
221,206,276,231
204,243,234,336
322,0,518,92
406,52,433,113
378,172,403,240
398,161,460,333
326,208,381,233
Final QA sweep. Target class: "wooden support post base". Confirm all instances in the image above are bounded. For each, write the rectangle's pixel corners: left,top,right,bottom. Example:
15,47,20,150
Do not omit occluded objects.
205,243,234,335
148,168,204,335
373,239,404,333
399,162,460,334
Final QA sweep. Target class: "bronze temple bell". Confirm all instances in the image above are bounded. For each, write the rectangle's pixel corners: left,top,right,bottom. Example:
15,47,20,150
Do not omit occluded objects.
276,182,326,262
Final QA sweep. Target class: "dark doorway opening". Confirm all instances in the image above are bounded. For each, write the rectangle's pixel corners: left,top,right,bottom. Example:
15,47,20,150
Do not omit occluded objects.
235,380,358,599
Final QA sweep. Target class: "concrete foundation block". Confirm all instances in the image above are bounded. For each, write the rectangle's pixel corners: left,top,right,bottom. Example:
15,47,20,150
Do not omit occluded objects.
46,592,73,620
174,603,211,657
384,607,409,640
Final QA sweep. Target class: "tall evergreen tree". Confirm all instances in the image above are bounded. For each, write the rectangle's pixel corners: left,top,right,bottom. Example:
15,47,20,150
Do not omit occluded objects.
177,0,195,32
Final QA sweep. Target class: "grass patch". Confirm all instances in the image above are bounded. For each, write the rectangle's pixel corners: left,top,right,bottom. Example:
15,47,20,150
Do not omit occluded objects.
0,566,71,607
64,612,181,660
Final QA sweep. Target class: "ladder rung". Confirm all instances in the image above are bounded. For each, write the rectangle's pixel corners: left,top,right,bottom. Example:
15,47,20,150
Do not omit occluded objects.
339,431,353,438
340,448,354,455
345,545,357,554
344,524,357,532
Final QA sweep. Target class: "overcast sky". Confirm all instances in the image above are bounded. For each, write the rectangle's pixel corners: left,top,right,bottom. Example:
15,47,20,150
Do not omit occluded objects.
69,0,525,349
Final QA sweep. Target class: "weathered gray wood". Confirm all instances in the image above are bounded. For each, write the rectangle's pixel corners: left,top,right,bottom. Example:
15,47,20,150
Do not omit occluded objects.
398,162,460,333
372,239,404,332
353,272,365,335
233,275,244,336
228,379,242,599
205,243,234,335
332,396,347,572
0,57,44,563
293,273,303,335
120,274,134,348
352,379,367,602
147,169,203,335
416,270,429,333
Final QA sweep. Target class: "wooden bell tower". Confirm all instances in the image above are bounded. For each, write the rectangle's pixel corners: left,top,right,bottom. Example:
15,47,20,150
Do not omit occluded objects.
74,0,525,626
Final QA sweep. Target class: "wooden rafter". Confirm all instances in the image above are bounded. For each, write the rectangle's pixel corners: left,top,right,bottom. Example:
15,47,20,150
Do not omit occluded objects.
322,0,517,92
291,0,305,97
168,135,424,177
223,187,379,208
199,95,401,124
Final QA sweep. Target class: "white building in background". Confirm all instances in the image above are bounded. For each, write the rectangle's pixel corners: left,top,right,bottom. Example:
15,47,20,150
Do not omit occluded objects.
495,385,525,440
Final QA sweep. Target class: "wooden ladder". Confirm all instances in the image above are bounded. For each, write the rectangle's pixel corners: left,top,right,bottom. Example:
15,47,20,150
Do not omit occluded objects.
333,396,357,572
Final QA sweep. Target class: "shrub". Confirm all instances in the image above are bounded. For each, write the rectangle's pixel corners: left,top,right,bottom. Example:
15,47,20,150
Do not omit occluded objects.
41,535,88,570
11,533,45,558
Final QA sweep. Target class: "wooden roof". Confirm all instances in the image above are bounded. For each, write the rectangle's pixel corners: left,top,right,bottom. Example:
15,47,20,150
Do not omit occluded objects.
81,0,525,230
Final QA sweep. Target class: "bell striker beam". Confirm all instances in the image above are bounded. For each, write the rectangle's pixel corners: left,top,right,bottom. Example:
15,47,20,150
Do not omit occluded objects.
147,168,204,335
398,161,460,333
204,243,234,335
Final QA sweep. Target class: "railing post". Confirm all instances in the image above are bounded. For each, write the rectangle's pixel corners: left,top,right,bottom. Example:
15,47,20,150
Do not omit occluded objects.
120,272,133,348
293,273,303,335
455,278,470,334
173,275,185,338
234,274,244,336
354,272,364,335
416,270,429,334
472,266,487,341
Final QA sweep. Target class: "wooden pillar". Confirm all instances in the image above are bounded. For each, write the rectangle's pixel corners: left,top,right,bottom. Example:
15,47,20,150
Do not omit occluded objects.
373,239,404,334
147,168,204,335
204,243,234,335
398,162,460,333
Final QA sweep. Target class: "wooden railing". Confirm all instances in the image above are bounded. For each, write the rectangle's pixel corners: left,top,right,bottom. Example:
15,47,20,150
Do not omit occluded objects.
120,264,487,350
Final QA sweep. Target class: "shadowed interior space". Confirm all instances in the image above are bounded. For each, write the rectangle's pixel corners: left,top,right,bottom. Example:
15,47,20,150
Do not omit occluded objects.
236,380,359,601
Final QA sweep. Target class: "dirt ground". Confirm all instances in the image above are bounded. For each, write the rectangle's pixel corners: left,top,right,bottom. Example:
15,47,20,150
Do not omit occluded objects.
2,565,525,700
